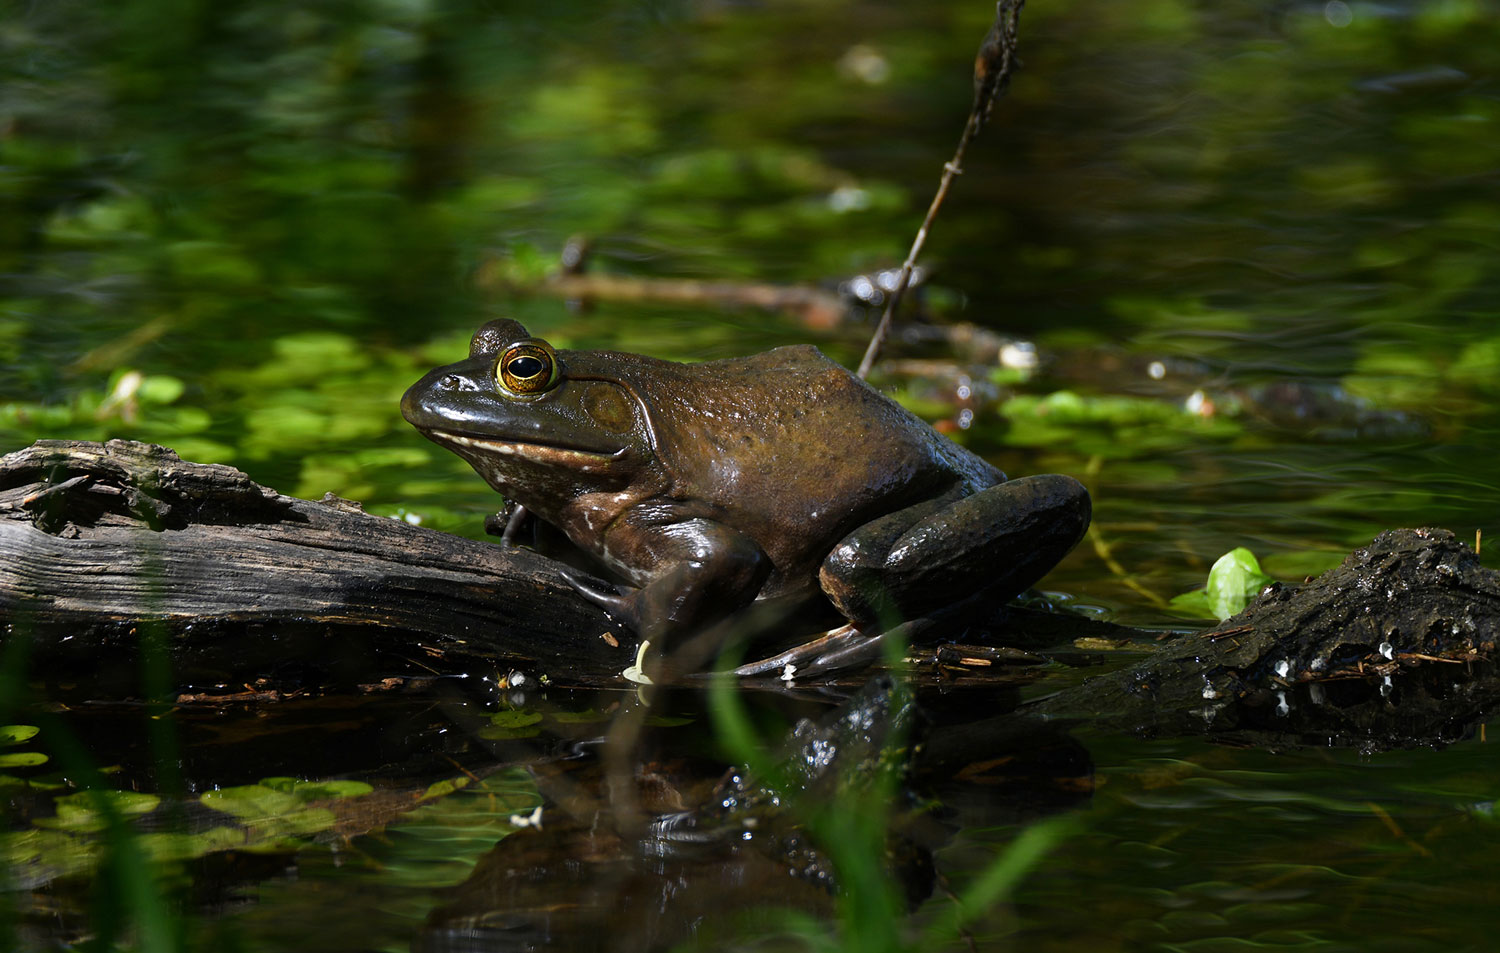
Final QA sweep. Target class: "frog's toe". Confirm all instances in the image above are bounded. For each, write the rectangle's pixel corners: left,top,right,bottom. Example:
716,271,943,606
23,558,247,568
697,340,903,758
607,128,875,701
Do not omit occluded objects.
732,623,877,679
734,615,949,679
558,567,638,620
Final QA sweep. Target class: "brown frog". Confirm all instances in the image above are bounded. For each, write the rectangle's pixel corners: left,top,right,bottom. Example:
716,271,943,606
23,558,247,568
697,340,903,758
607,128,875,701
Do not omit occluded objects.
402,320,1089,659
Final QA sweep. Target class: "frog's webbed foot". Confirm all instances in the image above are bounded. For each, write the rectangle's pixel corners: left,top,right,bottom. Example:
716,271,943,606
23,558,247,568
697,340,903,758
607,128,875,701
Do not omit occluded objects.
735,612,967,680
733,623,888,679
557,566,640,624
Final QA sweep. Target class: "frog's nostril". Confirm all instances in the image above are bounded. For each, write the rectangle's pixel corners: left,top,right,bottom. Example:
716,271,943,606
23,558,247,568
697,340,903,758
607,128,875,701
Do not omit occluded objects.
441,374,462,389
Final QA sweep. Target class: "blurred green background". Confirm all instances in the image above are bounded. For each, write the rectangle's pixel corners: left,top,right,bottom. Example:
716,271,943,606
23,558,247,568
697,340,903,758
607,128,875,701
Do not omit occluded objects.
6,1,1500,950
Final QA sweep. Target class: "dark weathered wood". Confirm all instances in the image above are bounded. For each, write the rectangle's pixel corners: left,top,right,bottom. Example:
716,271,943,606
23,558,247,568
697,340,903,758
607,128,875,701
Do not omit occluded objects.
0,439,636,686
1032,527,1500,749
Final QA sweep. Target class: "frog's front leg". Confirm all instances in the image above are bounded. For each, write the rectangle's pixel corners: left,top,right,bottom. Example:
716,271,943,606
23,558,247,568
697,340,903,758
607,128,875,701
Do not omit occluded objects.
561,515,771,641
819,474,1090,628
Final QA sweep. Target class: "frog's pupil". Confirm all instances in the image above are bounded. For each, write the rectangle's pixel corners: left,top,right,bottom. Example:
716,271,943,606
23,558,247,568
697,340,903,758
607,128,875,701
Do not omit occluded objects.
509,356,545,379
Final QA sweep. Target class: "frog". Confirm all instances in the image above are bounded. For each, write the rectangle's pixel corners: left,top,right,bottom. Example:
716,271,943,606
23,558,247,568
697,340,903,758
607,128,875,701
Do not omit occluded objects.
401,319,1090,667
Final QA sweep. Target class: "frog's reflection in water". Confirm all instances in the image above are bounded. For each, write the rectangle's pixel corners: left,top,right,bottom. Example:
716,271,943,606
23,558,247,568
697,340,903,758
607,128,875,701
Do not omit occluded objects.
414,678,1093,953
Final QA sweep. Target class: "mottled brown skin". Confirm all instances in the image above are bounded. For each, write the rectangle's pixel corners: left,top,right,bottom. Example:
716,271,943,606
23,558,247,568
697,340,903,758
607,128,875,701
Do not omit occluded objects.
402,320,1090,642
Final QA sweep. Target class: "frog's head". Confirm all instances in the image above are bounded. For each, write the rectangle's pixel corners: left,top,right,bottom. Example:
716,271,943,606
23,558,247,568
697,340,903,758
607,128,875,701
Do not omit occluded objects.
402,320,656,495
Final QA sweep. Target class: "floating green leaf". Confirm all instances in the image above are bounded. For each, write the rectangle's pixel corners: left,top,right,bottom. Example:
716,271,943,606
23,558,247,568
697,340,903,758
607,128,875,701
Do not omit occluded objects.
0,752,48,768
258,777,374,800
0,725,39,745
1170,547,1275,621
480,709,545,739
199,784,338,848
33,790,162,833
489,710,544,728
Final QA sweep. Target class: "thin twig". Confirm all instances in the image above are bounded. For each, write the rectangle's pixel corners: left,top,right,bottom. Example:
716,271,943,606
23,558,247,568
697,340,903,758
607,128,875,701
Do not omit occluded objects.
1087,524,1171,609
1366,801,1434,857
1205,625,1254,641
857,0,1026,379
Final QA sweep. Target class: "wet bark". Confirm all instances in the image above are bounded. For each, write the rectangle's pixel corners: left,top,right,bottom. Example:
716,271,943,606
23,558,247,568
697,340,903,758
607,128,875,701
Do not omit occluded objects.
4,439,1499,749
0,439,637,691
1031,527,1500,749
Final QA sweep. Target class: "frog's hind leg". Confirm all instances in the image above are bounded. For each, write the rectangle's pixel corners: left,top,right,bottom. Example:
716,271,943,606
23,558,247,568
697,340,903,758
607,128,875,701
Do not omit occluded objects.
819,474,1090,629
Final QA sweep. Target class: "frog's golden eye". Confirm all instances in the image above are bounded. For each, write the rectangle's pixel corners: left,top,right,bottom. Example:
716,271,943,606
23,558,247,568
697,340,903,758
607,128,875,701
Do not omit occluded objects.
497,341,560,395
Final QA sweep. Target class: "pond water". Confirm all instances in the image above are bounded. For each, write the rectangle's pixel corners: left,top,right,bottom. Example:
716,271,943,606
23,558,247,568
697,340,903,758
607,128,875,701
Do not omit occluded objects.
4,0,1500,949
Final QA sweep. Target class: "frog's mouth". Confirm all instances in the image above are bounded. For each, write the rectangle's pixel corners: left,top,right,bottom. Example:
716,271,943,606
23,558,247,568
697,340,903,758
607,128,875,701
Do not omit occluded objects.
424,429,628,469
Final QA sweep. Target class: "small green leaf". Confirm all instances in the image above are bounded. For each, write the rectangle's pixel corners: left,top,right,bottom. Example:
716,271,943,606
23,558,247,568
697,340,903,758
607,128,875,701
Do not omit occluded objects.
489,710,544,729
1205,547,1274,621
0,752,48,768
0,725,39,745
1172,547,1276,621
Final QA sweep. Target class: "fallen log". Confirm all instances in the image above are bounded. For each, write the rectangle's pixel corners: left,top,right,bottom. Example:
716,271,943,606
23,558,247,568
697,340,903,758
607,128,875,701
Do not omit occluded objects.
0,439,636,690
1033,527,1500,750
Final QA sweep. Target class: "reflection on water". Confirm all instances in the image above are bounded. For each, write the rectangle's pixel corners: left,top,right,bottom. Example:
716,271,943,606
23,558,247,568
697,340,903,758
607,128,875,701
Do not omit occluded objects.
19,678,1494,951
4,0,1500,949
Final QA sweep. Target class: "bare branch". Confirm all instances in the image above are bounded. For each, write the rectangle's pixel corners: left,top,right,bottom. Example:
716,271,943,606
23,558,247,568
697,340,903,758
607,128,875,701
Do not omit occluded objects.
857,0,1026,379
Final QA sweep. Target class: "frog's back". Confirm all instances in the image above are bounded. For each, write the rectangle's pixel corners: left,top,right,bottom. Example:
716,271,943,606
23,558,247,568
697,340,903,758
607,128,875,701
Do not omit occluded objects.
610,344,1001,570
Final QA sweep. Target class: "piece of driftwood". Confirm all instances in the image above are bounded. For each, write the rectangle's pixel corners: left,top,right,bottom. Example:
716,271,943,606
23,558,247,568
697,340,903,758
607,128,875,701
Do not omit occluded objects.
0,439,636,689
1032,527,1500,749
